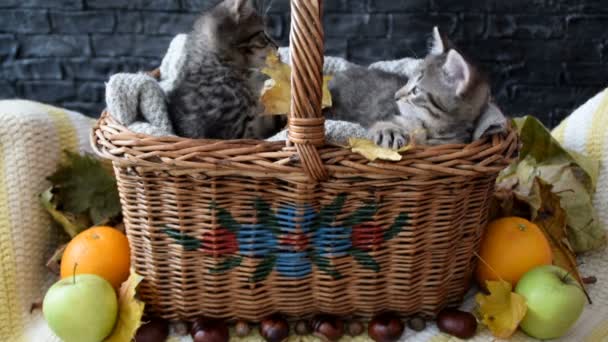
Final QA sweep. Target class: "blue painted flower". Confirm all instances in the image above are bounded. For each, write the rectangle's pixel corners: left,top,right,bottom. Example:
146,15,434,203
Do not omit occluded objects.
237,223,277,258
275,251,312,278
276,204,316,252
273,205,317,277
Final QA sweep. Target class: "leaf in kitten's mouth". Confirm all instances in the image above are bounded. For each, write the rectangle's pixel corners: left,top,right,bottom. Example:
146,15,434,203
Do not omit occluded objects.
347,138,412,161
260,52,333,115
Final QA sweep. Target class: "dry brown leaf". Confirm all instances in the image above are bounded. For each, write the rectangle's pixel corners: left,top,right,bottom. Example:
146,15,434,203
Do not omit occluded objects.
45,243,67,275
533,179,592,303
260,52,332,115
497,116,605,252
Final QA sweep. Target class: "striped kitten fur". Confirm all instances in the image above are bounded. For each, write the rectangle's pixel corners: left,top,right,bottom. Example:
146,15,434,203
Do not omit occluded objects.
326,27,494,148
168,0,284,140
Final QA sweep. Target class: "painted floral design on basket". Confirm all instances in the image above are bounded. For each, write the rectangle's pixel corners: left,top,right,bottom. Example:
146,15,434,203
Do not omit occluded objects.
352,223,384,251
275,205,316,278
163,195,408,282
200,228,238,256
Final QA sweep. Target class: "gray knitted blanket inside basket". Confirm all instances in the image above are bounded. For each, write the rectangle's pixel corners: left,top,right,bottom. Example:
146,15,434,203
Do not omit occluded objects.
105,34,506,145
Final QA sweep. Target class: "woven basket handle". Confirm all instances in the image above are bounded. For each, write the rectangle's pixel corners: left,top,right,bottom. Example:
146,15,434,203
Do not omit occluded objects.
288,0,328,181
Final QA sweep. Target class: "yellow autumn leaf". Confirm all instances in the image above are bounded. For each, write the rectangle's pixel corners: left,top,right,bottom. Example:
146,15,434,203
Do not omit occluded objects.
476,280,528,339
260,52,333,115
104,272,145,342
348,137,412,161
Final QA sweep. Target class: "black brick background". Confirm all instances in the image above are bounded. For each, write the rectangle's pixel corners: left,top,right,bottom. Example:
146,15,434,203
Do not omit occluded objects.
1,0,608,127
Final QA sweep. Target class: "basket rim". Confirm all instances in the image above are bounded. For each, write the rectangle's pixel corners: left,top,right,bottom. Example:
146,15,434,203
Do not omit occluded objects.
91,110,519,179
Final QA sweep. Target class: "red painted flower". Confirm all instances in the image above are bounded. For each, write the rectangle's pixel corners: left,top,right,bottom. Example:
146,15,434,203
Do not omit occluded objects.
200,228,238,256
279,231,310,252
351,223,385,251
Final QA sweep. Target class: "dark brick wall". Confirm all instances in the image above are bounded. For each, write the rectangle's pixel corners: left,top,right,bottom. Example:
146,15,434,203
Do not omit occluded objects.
1,0,608,127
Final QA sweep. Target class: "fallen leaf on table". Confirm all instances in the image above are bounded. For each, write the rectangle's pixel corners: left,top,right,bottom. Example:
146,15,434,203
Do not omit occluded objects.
40,187,89,238
348,137,412,161
476,280,527,339
514,116,599,188
104,272,145,342
496,116,606,253
260,52,333,115
47,150,121,227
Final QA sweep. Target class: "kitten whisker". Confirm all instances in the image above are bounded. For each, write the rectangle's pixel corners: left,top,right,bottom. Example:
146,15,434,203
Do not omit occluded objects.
265,0,273,16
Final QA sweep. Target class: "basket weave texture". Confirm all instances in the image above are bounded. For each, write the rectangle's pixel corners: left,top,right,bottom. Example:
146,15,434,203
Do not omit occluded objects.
92,0,518,321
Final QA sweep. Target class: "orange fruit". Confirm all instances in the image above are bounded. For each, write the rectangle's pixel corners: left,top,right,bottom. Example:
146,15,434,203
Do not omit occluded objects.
61,226,131,289
476,217,552,288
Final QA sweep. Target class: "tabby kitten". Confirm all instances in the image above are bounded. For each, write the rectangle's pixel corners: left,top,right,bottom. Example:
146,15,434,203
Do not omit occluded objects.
326,27,493,148
168,0,282,140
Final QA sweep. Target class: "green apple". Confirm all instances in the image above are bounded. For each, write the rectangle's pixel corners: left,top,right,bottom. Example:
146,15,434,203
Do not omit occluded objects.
515,265,586,340
43,274,118,342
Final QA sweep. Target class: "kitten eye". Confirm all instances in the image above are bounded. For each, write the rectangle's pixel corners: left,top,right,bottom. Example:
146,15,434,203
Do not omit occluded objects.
411,86,420,96
237,31,265,47
238,31,275,50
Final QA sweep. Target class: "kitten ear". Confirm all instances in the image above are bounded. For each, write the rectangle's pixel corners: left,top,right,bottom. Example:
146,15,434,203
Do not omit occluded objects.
443,49,471,96
229,0,253,20
430,26,450,55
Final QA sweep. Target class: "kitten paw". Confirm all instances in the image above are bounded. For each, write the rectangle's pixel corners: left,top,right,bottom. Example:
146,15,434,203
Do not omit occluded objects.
370,124,409,149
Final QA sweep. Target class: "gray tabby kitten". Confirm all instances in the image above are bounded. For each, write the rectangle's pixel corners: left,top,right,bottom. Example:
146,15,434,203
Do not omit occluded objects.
168,0,283,139
326,27,493,148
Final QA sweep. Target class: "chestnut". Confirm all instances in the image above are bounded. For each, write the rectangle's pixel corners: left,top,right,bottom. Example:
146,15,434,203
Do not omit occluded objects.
259,314,290,342
346,320,365,336
407,316,426,332
368,312,405,342
235,320,251,337
436,309,477,339
295,320,311,335
311,315,345,341
134,317,169,342
191,317,229,342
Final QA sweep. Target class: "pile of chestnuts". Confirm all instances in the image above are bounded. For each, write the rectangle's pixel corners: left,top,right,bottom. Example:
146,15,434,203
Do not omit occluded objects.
183,307,477,342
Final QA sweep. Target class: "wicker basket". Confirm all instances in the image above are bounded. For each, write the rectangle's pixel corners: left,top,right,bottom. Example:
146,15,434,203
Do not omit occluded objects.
92,0,518,321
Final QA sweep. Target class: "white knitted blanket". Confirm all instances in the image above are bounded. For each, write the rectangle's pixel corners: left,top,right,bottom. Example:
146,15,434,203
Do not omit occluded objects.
106,34,506,145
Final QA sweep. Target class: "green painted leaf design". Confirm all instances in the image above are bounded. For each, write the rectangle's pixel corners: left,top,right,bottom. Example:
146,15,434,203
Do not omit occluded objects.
212,204,241,234
311,253,343,279
210,255,243,274
251,255,277,283
384,212,408,241
351,248,381,272
344,202,377,227
317,193,347,227
163,229,201,251
254,198,280,236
